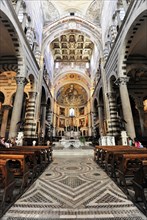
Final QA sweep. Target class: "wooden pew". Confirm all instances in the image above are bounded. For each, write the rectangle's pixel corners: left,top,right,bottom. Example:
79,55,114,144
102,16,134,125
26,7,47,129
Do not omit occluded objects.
132,160,147,213
14,146,53,166
0,161,15,212
104,148,147,177
94,145,120,164
117,153,147,193
94,145,133,167
0,154,30,193
0,149,39,181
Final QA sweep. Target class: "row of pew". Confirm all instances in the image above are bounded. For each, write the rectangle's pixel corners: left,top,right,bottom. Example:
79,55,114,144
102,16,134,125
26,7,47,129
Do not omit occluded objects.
94,145,147,215
0,145,53,217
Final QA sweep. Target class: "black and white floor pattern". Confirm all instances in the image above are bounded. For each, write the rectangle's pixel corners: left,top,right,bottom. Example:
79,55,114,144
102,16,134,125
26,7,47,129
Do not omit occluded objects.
1,149,147,220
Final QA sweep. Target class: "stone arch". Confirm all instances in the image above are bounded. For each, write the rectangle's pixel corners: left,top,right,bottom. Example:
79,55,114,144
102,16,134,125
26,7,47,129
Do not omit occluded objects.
41,16,103,81
0,91,5,103
118,9,147,77
54,70,90,85
0,91,5,114
0,10,25,76
54,77,90,102
117,9,147,140
42,16,102,54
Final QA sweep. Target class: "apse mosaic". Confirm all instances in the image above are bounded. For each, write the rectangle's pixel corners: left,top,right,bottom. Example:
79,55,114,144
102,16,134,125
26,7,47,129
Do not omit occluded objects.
56,83,88,106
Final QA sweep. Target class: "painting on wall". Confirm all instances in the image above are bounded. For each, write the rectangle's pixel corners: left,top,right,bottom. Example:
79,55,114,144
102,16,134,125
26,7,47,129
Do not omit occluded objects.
79,107,84,115
59,118,65,128
79,118,85,127
56,117,58,127
60,107,65,116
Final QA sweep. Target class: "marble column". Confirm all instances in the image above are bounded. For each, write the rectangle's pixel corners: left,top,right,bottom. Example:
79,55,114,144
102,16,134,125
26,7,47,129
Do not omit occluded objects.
87,101,92,136
34,45,41,66
136,99,145,136
0,105,11,137
26,27,34,49
122,0,129,11
46,108,52,137
22,12,27,31
103,48,109,62
15,0,22,15
107,92,120,136
40,103,47,137
24,91,37,138
97,104,104,136
115,77,136,139
110,25,117,43
9,77,27,138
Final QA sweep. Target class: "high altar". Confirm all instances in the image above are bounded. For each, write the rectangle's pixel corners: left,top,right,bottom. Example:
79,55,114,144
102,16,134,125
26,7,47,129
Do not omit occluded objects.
59,129,82,148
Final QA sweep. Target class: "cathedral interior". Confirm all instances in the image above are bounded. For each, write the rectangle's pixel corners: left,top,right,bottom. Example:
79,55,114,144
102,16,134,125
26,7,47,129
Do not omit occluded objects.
0,0,147,219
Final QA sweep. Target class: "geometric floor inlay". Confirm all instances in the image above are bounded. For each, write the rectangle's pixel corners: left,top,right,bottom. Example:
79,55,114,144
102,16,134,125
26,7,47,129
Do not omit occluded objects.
1,149,147,219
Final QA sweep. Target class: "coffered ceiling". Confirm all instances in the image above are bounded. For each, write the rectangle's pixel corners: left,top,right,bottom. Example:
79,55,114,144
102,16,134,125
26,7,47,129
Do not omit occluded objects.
50,31,94,62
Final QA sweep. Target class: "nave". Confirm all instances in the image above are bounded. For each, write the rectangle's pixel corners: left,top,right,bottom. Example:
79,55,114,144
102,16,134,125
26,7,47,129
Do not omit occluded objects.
1,149,146,220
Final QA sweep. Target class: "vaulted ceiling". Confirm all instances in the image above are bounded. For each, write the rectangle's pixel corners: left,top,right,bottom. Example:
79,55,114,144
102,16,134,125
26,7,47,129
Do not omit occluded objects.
41,0,103,25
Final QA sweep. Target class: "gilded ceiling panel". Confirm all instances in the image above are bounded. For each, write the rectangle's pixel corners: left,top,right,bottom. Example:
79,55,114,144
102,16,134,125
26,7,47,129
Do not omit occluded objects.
51,32,94,62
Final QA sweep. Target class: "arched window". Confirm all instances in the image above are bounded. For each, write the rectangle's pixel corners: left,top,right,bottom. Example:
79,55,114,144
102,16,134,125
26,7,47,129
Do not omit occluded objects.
69,108,75,117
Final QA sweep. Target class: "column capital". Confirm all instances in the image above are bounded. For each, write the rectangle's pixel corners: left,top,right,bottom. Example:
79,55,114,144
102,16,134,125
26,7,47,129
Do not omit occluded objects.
97,104,104,108
2,104,12,111
15,77,28,86
106,91,116,99
28,91,38,99
115,76,129,86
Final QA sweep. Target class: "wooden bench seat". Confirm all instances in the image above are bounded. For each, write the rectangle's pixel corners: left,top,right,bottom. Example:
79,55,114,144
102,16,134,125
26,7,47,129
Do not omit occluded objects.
0,154,30,193
104,148,147,177
14,146,53,165
94,145,135,166
132,160,147,213
0,149,40,181
0,161,15,212
117,153,147,193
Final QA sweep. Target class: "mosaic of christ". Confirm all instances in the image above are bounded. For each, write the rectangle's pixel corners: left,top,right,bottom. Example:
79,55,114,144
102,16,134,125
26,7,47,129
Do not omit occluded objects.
57,83,88,106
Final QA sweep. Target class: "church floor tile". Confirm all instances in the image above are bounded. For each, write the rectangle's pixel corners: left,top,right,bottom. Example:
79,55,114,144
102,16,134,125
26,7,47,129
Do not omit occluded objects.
1,150,147,220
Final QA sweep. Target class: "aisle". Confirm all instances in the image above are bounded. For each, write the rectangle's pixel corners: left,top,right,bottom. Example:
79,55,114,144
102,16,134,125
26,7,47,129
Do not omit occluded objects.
2,149,147,220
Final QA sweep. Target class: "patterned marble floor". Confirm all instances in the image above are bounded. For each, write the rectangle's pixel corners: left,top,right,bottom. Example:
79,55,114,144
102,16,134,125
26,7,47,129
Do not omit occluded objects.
1,149,147,220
